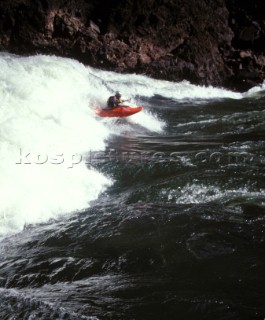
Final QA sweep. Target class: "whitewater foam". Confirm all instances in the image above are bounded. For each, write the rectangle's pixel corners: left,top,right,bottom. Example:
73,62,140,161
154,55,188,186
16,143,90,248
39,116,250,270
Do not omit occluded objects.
243,80,265,97
162,183,265,205
0,53,169,237
0,53,112,237
95,69,243,100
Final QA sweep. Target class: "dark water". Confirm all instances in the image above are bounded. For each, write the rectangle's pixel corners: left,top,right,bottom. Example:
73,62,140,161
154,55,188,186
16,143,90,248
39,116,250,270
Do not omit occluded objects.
1,92,265,319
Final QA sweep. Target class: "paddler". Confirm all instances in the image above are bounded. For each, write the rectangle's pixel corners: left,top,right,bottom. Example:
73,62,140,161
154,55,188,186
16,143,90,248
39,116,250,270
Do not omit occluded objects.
107,91,123,109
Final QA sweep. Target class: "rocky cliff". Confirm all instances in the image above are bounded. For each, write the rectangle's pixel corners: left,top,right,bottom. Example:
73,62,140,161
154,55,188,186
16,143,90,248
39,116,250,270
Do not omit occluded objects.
0,0,264,91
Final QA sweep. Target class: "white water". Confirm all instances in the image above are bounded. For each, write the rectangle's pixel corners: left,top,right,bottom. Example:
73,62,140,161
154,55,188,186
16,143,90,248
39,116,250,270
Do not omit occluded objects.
95,69,244,100
0,54,111,236
162,183,265,205
0,53,262,237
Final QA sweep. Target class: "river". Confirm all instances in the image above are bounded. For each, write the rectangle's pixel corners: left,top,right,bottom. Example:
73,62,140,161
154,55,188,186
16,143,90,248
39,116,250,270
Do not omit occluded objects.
0,53,264,320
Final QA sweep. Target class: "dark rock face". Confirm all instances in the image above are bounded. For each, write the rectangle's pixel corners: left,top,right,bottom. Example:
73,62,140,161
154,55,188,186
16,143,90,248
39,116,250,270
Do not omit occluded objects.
0,0,264,91
225,0,265,90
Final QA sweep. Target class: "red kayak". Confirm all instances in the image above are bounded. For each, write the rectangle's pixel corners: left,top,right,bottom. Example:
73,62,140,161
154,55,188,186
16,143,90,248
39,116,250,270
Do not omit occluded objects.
96,105,143,118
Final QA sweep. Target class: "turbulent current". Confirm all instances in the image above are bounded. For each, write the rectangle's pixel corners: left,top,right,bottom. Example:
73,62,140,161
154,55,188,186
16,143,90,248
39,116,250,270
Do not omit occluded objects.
0,53,264,320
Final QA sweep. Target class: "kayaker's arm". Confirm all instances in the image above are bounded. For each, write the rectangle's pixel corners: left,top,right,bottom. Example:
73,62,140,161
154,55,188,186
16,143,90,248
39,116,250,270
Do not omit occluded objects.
120,98,131,104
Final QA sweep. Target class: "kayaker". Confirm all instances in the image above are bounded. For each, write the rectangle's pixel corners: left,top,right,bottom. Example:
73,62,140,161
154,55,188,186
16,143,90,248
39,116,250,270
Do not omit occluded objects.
107,91,122,109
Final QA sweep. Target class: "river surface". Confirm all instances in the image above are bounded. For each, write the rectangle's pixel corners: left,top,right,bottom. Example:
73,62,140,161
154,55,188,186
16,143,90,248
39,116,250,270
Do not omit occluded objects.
0,53,265,320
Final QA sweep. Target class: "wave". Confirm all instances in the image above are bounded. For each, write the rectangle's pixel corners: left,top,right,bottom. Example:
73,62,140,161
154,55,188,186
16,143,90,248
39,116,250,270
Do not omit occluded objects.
0,54,112,236
95,69,243,100
0,52,258,237
243,80,265,97
161,183,265,206
0,53,168,237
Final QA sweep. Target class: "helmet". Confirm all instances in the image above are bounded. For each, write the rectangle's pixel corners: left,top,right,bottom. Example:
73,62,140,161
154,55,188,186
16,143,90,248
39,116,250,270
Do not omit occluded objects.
115,91,121,98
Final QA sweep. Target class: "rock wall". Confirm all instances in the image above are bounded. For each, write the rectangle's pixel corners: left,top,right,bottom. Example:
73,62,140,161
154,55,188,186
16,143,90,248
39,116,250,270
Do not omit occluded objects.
0,0,264,91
